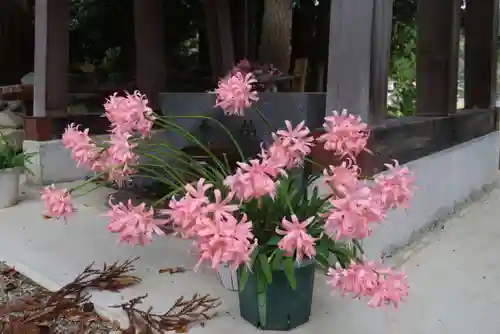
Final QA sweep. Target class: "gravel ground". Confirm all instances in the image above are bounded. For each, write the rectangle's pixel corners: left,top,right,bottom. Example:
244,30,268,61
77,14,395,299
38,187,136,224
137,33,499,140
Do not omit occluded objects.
0,262,121,334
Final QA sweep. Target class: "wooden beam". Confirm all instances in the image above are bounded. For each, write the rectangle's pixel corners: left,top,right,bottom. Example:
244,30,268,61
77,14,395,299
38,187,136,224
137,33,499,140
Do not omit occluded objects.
464,0,499,108
325,0,374,121
134,0,166,110
33,0,70,117
369,0,393,125
416,0,461,116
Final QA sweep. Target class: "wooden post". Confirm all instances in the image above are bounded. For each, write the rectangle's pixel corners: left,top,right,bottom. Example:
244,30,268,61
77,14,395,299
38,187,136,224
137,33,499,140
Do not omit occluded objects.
33,0,70,118
204,0,235,80
369,0,393,125
134,0,166,110
464,0,499,108
325,0,374,121
416,0,461,116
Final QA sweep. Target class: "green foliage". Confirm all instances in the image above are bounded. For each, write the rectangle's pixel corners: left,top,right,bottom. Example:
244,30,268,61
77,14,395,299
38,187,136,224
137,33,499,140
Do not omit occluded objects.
239,171,361,290
388,20,417,117
0,136,34,172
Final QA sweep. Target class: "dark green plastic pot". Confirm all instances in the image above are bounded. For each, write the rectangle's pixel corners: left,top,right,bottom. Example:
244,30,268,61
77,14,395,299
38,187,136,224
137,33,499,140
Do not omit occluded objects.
238,261,315,331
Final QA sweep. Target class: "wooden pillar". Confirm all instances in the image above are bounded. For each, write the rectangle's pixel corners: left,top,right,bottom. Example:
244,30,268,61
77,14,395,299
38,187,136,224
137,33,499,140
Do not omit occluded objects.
134,0,166,110
369,0,393,125
33,0,69,118
325,0,374,121
27,0,70,141
416,0,461,116
204,0,235,80
464,0,499,109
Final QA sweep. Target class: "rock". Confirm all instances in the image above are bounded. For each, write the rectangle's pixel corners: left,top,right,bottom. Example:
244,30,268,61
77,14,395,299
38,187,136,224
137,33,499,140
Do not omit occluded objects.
21,72,34,86
0,109,23,129
0,129,24,151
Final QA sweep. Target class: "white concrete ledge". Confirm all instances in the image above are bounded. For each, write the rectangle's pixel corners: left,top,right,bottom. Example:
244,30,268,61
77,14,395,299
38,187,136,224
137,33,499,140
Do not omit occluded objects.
363,132,499,256
23,130,169,185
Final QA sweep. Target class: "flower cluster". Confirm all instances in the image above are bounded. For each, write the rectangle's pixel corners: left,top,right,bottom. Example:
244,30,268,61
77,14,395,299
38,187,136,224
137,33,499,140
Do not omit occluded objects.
43,68,415,310
42,91,158,241
327,261,409,309
161,180,255,270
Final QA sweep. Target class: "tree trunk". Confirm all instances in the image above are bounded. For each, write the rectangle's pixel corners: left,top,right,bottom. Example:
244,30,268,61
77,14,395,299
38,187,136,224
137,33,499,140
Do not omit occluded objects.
258,0,293,73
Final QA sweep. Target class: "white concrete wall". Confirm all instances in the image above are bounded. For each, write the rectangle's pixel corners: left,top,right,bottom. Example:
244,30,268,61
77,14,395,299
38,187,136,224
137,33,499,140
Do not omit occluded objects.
363,132,499,257
23,130,169,185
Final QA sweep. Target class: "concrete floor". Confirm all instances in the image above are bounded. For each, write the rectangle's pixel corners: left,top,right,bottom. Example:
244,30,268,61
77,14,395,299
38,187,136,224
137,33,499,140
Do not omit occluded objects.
0,182,499,333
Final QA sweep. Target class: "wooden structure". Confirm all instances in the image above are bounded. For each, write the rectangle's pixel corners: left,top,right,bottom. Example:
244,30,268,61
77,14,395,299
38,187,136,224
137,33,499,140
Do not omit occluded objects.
0,0,498,176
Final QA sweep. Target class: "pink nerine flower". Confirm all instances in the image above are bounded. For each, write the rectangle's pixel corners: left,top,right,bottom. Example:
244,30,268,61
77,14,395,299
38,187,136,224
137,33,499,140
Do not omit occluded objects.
215,72,259,116
104,91,155,137
322,185,385,240
327,261,409,309
276,215,317,262
41,185,75,219
374,160,415,211
62,124,99,169
104,131,139,186
105,199,166,246
264,120,315,169
160,179,212,238
317,109,369,157
195,213,256,270
224,159,279,201
322,160,360,196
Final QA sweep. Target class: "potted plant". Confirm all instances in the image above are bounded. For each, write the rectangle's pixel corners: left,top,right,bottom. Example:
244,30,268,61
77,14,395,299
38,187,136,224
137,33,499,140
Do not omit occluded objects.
0,135,33,209
40,68,415,331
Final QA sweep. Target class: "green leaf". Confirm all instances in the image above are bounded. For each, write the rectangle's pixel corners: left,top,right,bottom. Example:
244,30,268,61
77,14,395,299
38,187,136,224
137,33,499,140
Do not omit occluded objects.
259,254,273,284
271,250,284,270
266,236,281,246
239,266,250,291
283,258,297,290
315,253,330,269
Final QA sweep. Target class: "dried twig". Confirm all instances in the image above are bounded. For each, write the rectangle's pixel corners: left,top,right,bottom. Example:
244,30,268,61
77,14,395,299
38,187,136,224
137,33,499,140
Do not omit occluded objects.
111,293,221,333
158,267,187,275
0,258,141,333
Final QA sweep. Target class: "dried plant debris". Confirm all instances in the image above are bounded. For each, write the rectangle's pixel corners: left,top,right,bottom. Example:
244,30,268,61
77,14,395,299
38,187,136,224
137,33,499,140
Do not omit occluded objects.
111,293,221,333
158,267,187,275
0,258,140,333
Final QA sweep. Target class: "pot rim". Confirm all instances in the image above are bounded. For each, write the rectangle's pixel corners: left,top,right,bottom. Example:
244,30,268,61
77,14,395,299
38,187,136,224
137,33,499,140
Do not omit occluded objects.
0,167,22,173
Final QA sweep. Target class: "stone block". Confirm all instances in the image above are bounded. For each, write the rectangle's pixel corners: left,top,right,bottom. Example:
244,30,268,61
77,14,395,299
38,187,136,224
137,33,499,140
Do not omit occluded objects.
0,108,24,128
158,92,326,157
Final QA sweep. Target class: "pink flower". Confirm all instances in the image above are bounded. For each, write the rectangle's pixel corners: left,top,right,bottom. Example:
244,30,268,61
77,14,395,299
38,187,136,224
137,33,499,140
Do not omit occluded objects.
104,91,155,137
276,215,317,262
160,179,212,238
195,213,256,270
264,121,315,169
105,199,166,246
203,189,238,222
322,160,360,196
62,124,99,170
105,131,138,186
215,72,259,116
184,178,213,200
317,109,369,157
41,185,75,220
322,185,385,240
161,195,205,238
224,159,279,201
374,160,415,211
327,261,409,309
